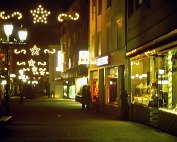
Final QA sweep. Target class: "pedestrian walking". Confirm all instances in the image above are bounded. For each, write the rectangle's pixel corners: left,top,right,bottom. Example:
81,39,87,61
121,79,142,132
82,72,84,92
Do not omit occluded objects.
121,90,130,121
81,85,87,110
86,85,92,110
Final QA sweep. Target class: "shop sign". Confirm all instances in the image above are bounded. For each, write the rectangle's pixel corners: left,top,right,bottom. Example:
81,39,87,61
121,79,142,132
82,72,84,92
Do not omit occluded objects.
56,51,63,72
78,51,89,64
96,55,109,66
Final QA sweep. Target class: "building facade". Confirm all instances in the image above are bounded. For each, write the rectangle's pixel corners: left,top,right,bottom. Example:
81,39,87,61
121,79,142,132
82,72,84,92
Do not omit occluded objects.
59,0,89,100
126,0,177,135
89,0,127,117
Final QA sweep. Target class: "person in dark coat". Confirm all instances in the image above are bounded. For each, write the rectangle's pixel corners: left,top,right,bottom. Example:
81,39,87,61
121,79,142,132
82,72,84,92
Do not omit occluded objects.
121,90,130,121
86,85,92,110
82,85,87,110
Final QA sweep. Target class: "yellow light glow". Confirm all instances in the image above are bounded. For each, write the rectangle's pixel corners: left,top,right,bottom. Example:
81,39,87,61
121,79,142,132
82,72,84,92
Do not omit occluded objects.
38,62,46,66
0,11,22,20
44,49,56,54
14,49,26,54
17,61,26,66
23,68,30,71
30,45,41,56
28,59,36,67
30,5,50,24
58,12,79,22
56,51,63,72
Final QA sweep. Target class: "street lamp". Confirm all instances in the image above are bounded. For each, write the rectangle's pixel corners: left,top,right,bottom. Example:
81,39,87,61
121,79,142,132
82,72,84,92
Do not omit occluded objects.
3,24,13,42
1,23,27,115
18,26,28,42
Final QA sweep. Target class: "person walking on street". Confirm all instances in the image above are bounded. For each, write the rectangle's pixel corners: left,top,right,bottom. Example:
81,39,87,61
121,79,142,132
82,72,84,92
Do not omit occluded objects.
121,90,130,121
82,85,87,110
86,85,92,110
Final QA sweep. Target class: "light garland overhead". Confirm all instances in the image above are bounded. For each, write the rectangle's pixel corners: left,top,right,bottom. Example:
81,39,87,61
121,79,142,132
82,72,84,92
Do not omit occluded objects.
28,59,36,67
58,12,79,22
0,11,22,20
14,49,26,54
38,62,46,66
31,66,38,73
14,45,57,76
23,68,30,71
39,68,46,75
44,49,56,54
30,5,51,24
17,61,26,66
30,45,41,56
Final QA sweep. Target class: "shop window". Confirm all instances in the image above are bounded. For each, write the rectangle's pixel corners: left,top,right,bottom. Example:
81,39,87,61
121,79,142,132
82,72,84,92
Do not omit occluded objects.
108,78,117,104
131,57,151,106
107,67,118,105
91,79,99,102
131,51,176,110
90,71,99,103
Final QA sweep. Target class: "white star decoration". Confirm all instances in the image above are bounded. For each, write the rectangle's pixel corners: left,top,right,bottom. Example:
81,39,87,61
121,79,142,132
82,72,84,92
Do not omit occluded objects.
30,45,41,56
28,59,36,67
30,5,50,24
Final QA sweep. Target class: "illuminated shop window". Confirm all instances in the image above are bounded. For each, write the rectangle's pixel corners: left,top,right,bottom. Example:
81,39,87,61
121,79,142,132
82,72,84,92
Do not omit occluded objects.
107,67,118,105
90,71,99,102
131,49,177,110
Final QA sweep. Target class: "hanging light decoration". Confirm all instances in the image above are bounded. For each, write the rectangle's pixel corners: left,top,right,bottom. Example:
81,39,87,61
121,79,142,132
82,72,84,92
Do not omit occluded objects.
38,62,46,66
28,59,36,67
14,49,26,54
58,11,79,22
44,49,56,54
17,61,26,66
30,45,41,56
30,5,51,24
0,11,22,20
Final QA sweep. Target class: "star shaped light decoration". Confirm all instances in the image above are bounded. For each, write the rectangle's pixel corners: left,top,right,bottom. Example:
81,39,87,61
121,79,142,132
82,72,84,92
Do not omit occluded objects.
30,45,41,56
31,66,38,73
30,5,50,24
28,59,36,67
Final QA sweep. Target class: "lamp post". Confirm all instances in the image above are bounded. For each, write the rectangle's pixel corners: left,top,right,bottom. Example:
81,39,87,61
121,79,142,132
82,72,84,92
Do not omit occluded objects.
1,23,27,115
18,69,24,104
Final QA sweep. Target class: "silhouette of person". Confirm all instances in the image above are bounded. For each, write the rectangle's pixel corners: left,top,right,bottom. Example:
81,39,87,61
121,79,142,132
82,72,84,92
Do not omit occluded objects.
82,85,87,110
86,85,92,110
121,90,130,121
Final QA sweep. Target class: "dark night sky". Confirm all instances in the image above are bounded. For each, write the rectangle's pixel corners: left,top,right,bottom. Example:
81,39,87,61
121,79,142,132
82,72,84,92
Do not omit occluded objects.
0,0,74,46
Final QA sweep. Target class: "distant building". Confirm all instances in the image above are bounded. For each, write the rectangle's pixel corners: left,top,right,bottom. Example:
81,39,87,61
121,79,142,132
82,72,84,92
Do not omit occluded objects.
59,0,89,99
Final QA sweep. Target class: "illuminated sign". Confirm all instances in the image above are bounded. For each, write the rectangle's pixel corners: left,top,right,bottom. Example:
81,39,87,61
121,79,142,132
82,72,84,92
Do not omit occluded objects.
96,55,109,66
56,51,63,72
78,51,89,65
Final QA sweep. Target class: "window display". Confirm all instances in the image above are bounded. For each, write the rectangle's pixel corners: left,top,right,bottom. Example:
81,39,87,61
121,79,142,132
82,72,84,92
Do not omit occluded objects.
90,71,99,102
131,48,177,112
131,57,152,106
107,67,118,105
